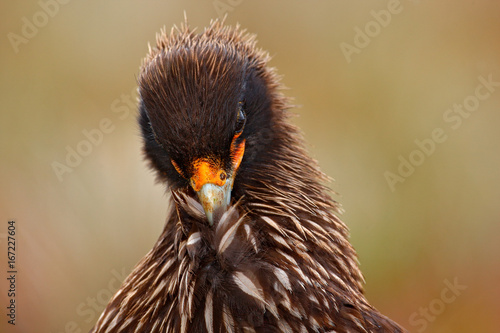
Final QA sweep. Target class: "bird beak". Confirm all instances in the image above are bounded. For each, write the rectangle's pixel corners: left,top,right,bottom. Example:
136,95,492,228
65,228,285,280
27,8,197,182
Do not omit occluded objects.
190,139,245,225
196,178,233,226
190,159,234,226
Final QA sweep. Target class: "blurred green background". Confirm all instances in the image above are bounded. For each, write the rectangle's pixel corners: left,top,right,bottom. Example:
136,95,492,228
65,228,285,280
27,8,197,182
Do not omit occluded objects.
1,1,499,332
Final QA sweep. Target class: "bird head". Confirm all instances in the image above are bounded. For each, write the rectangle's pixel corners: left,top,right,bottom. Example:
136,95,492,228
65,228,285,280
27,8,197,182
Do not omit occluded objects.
138,22,278,225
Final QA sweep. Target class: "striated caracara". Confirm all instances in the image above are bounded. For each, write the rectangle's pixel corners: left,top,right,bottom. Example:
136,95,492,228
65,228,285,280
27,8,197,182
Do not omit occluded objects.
91,19,407,333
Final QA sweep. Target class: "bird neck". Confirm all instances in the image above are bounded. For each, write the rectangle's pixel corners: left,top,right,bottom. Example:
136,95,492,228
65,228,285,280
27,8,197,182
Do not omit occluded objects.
93,118,405,332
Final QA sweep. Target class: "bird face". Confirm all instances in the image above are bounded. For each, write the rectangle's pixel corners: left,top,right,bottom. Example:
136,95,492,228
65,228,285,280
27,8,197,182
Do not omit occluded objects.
138,32,272,225
169,105,246,225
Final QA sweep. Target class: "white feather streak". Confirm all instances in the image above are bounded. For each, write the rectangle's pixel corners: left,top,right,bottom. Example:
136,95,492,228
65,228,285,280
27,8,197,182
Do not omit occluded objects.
233,271,266,305
274,267,292,291
205,290,214,333
218,216,244,253
187,231,201,246
222,304,235,333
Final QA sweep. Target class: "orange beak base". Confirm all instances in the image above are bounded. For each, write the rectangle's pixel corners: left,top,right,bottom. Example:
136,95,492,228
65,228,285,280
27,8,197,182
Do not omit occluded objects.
188,136,245,225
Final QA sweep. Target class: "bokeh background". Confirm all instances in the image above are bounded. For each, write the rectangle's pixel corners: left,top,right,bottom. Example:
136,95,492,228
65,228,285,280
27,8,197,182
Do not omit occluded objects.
1,1,499,332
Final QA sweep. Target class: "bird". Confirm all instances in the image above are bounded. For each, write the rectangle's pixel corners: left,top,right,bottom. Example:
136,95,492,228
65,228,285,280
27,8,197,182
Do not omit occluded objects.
91,18,407,333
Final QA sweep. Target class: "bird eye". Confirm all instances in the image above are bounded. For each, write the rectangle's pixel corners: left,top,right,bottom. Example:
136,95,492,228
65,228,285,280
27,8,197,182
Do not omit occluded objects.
235,103,246,134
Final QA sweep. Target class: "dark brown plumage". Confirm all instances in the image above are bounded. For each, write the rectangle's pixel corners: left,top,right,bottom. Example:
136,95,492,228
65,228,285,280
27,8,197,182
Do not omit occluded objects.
91,19,407,333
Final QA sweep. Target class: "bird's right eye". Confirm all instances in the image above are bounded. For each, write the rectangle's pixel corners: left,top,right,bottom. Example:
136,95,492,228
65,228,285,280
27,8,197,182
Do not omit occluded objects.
235,102,246,134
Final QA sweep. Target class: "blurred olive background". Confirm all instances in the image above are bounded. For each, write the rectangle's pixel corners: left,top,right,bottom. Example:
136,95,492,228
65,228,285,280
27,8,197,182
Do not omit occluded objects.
1,1,499,332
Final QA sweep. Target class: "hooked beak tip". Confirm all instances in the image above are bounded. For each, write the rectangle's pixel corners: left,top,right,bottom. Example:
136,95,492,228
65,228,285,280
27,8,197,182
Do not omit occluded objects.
196,181,232,226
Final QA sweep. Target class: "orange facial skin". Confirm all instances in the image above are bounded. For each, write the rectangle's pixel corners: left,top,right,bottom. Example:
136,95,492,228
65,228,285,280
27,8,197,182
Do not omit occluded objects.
190,159,227,192
171,159,185,178
171,133,246,192
230,133,245,174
